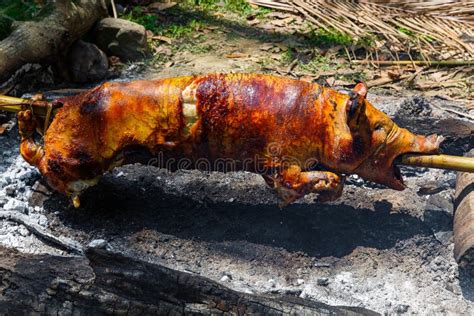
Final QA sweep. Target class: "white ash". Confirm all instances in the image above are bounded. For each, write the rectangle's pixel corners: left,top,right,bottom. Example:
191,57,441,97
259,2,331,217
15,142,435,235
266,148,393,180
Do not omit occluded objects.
0,141,64,255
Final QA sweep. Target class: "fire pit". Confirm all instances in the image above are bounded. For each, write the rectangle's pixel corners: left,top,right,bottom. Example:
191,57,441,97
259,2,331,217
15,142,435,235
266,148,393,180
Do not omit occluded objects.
0,93,473,314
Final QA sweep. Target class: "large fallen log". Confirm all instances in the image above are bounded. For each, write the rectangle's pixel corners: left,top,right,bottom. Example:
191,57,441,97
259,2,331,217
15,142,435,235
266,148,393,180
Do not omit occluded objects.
0,0,108,83
0,246,378,315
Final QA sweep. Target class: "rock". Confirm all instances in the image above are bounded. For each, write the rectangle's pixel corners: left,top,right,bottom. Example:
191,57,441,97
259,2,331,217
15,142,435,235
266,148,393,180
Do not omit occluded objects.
395,304,409,314
3,199,27,213
220,275,231,282
267,279,276,288
4,176,12,185
88,239,108,249
67,40,108,83
316,277,329,286
17,225,30,237
398,96,432,117
0,178,8,188
94,18,149,62
37,214,48,227
4,185,16,197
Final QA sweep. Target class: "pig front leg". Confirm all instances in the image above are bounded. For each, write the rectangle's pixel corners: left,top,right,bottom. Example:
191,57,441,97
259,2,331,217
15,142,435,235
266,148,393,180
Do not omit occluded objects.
18,110,46,168
263,165,344,207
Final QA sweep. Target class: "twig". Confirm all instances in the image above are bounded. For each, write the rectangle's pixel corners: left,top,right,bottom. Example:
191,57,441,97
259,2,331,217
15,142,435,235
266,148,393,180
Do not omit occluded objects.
344,46,352,63
405,65,430,86
444,107,474,121
432,103,474,121
286,59,298,74
365,74,411,88
0,211,83,255
352,60,473,66
111,0,118,19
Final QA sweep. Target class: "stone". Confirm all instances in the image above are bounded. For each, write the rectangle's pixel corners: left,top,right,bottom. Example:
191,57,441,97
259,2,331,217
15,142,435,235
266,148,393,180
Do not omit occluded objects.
0,178,8,188
316,277,329,286
3,199,27,213
267,279,276,288
67,40,109,83
17,225,30,237
94,18,149,62
4,185,16,197
395,304,410,314
88,239,107,249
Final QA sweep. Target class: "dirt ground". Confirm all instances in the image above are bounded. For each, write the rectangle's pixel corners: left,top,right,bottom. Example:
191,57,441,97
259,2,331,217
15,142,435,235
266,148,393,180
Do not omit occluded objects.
1,6,474,315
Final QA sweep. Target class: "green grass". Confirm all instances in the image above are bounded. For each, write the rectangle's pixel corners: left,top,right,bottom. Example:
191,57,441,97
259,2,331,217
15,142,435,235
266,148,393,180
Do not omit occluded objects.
397,27,414,37
299,55,335,72
180,0,267,16
124,7,158,32
178,42,214,54
123,0,269,40
306,28,353,46
0,0,40,21
282,49,295,63
123,6,203,39
0,0,51,40
397,26,436,44
167,19,202,38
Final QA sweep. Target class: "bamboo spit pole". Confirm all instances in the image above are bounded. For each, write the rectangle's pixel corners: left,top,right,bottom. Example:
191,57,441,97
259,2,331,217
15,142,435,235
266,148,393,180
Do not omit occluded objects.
1,95,474,173
352,60,474,66
0,95,58,118
396,154,474,173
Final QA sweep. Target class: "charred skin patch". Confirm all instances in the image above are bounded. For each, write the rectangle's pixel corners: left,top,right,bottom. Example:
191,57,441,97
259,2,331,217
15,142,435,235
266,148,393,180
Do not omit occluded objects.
196,74,230,129
47,156,65,180
69,148,103,177
78,87,107,115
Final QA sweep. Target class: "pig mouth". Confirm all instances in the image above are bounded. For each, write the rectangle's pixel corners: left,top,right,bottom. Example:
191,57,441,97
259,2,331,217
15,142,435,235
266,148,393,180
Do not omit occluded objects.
393,163,403,183
353,133,442,190
385,156,405,190
390,134,444,189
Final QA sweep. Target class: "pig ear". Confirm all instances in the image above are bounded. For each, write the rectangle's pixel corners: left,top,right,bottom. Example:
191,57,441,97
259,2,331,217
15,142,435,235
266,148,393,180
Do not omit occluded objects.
348,82,368,117
352,82,368,98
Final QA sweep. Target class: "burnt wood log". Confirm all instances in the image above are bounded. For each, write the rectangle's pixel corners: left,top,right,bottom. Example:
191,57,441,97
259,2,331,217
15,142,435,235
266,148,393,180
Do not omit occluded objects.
454,149,474,269
0,246,379,315
0,0,108,83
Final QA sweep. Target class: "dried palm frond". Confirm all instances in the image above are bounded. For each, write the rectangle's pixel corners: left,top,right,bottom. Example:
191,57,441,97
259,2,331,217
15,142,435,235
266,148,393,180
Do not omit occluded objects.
248,0,474,58
368,0,474,22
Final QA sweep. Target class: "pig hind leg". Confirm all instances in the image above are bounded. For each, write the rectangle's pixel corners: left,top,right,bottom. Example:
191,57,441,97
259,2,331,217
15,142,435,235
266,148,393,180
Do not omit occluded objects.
263,165,344,207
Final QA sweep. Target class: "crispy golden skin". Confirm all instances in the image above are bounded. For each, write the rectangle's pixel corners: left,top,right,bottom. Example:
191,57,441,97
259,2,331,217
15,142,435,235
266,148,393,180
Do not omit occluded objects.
18,73,441,206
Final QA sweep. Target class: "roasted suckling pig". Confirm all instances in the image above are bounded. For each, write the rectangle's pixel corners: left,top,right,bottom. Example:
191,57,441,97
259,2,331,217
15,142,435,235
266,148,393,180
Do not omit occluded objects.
8,73,461,207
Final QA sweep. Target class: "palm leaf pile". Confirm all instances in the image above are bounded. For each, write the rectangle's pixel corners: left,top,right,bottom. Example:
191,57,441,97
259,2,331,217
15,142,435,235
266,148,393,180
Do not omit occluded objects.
247,0,474,60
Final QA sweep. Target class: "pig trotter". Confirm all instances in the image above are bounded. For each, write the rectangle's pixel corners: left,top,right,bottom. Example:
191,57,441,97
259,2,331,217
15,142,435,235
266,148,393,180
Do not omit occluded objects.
18,110,45,168
264,166,344,207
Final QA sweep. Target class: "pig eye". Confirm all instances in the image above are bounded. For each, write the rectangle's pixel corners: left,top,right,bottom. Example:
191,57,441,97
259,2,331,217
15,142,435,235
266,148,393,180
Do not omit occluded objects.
348,92,359,117
375,123,384,131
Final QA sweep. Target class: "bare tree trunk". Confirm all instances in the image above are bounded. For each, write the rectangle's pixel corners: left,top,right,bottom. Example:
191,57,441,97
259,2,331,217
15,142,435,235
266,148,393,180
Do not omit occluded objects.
0,246,378,315
0,0,108,83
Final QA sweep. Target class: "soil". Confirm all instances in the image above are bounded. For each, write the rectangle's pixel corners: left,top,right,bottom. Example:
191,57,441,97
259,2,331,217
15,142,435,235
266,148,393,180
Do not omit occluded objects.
1,9,474,315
